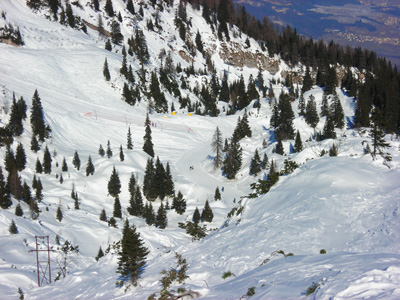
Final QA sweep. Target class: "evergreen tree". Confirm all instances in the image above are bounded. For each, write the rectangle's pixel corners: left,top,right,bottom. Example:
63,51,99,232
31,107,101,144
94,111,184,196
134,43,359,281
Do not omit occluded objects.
201,200,213,223
0,168,11,209
103,58,111,81
95,247,104,261
211,126,223,168
249,149,262,175
293,130,303,153
119,145,125,162
62,157,68,172
275,137,285,155
369,110,390,159
59,173,64,184
35,178,43,202
214,187,221,201
4,145,16,173
116,219,149,287
126,0,135,15
192,207,200,224
15,143,26,172
142,158,154,200
302,66,313,93
105,39,112,51
7,95,24,136
30,90,49,142
172,191,186,215
195,30,203,53
98,144,105,157
331,94,345,129
261,153,269,170
108,166,121,199
143,114,154,157
113,196,122,218
153,157,166,200
93,0,100,11
72,151,81,170
100,208,107,222
256,69,266,97
276,93,295,140
128,186,144,217
43,146,52,174
144,202,155,225
128,173,136,198
111,20,123,45
108,216,117,228
104,0,114,17
240,113,252,138
86,155,95,176
320,94,329,117
9,219,18,234
164,163,174,198
107,140,113,158
74,193,80,210
237,75,249,110
56,205,63,222
155,202,167,229
223,139,242,179
127,127,133,150
298,92,306,116
15,203,23,216
219,72,230,102
30,135,40,152
325,66,337,95
329,143,338,156
322,114,337,139
305,95,319,128
247,74,259,102
35,158,43,174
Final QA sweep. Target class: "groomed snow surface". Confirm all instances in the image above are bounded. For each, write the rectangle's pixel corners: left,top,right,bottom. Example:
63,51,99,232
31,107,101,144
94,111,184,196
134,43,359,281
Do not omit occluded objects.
0,1,400,299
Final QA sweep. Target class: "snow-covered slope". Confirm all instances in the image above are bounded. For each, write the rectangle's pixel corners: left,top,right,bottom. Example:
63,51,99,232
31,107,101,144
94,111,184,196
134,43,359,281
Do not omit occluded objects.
0,1,399,299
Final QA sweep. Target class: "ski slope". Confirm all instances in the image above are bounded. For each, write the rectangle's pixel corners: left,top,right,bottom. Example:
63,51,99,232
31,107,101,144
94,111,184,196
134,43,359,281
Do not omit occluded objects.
0,1,400,299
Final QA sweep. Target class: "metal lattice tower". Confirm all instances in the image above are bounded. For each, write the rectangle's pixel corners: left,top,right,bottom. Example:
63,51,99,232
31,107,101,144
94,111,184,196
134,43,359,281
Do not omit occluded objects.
29,236,54,287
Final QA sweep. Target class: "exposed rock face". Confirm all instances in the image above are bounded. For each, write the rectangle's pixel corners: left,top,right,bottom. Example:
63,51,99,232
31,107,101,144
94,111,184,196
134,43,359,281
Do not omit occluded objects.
218,41,280,74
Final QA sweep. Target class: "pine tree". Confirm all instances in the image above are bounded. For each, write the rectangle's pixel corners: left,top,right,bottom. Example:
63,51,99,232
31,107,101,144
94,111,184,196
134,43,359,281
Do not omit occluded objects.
155,202,167,229
108,216,117,228
322,114,337,139
95,247,104,261
0,168,11,209
30,135,40,152
108,166,121,199
369,110,390,159
111,20,123,45
144,202,155,225
59,173,63,184
249,149,262,175
72,151,81,170
119,145,125,162
103,58,111,81
7,95,24,136
201,200,213,223
98,144,105,157
100,208,107,221
126,0,135,15
106,140,113,158
164,163,175,198
30,90,48,142
105,39,112,51
275,137,285,155
192,207,200,224
195,30,204,53
35,178,43,202
128,186,144,217
142,158,154,199
116,219,149,287
43,146,52,174
15,203,23,216
261,153,269,170
62,157,68,172
211,126,223,168
86,155,95,176
35,158,42,174
9,219,19,234
93,0,100,11
153,157,166,200
302,66,313,93
113,196,122,218
298,92,306,116
214,187,221,201
240,113,252,139
4,145,16,173
293,130,303,153
128,173,136,198
223,139,242,179
276,93,295,140
305,95,319,128
172,191,186,215
143,114,154,157
56,205,63,222
74,193,80,210
127,127,133,150
320,94,329,117
331,94,345,129
329,143,338,156
15,143,26,172
104,0,114,17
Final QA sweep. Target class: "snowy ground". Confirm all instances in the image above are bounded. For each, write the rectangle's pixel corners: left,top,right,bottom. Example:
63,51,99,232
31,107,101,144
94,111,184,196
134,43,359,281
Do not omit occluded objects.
0,1,400,299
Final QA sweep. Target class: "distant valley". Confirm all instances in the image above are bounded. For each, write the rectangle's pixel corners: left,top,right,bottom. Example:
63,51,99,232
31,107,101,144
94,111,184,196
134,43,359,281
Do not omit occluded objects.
235,0,400,66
